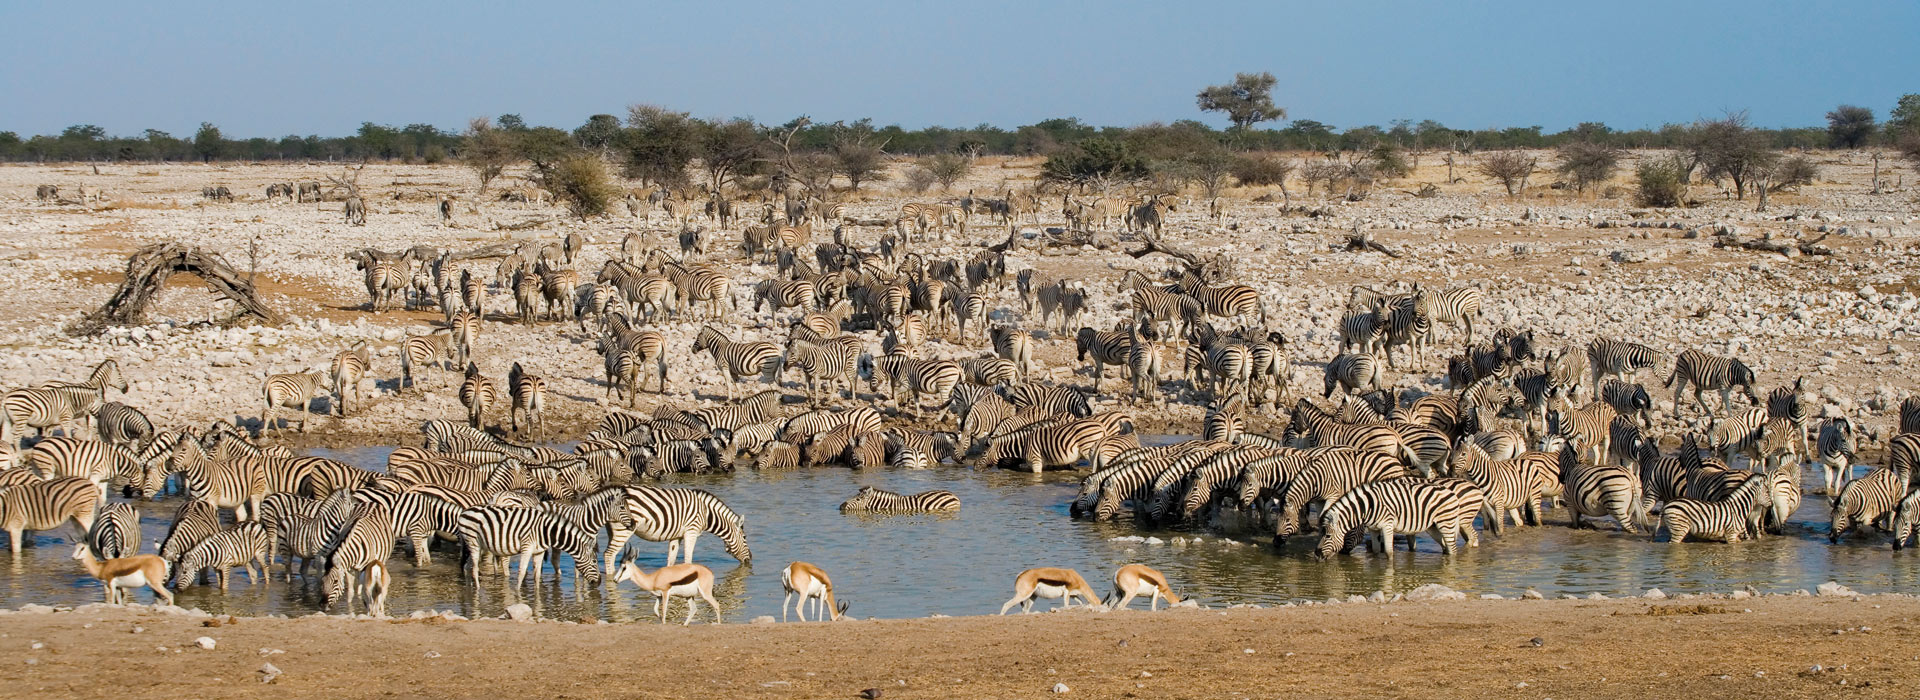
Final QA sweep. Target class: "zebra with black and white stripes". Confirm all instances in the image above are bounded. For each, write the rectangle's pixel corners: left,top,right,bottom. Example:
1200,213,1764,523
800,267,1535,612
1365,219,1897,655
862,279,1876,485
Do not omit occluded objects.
165,439,266,523
322,502,396,612
262,370,328,434
507,362,546,440
1323,353,1383,397
1415,286,1484,345
1815,418,1859,495
958,357,1020,388
1272,448,1408,542
450,310,482,368
401,330,457,392
785,336,861,402
1666,349,1760,416
859,353,961,419
839,486,961,513
22,437,148,501
1127,286,1202,342
1830,460,1909,543
86,502,139,560
2,386,80,445
1447,440,1538,536
692,326,782,400
1372,295,1431,369
1598,379,1653,428
989,326,1038,379
1557,445,1646,532
1314,478,1466,558
456,506,602,589
40,359,128,433
1656,474,1769,543
329,343,372,418
753,278,816,315
173,521,270,590
1074,326,1133,394
1036,280,1090,332
1765,376,1813,458
459,363,500,431
0,475,99,555
93,401,153,452
604,485,751,573
1586,338,1663,396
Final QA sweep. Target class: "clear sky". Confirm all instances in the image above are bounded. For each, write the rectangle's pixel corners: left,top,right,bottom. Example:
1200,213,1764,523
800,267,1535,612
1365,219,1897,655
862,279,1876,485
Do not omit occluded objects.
2,0,1914,138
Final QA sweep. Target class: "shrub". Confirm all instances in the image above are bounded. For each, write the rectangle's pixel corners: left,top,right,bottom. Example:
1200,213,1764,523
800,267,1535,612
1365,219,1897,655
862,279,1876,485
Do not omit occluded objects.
1368,143,1412,178
1555,142,1622,194
903,166,938,193
923,153,972,191
1040,138,1149,186
548,155,623,220
1770,155,1818,191
1476,151,1534,196
1230,155,1294,186
1634,156,1689,208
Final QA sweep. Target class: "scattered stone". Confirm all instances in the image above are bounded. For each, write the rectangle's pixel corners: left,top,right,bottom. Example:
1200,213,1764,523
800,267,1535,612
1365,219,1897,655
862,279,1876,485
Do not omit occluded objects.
194,636,217,650
1405,584,1466,602
1052,683,1071,693
259,662,282,684
1522,589,1544,600
750,615,776,625
1816,581,1857,597
505,604,533,622
1644,588,1667,600
860,688,883,699
1530,637,1544,648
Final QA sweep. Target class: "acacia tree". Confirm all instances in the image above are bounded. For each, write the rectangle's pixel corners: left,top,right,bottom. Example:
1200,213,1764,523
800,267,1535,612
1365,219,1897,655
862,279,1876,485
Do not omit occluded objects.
573,114,622,156
700,118,764,197
829,120,888,191
461,118,516,196
1477,151,1535,196
1555,142,1622,195
1826,105,1876,149
192,122,224,162
622,105,699,188
1197,72,1285,142
1696,112,1774,200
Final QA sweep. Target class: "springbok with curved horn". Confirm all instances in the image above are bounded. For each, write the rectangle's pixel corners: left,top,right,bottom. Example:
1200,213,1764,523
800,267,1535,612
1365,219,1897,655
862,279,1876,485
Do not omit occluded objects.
998,567,1102,614
71,544,172,606
616,562,722,625
1104,564,1180,611
781,561,848,622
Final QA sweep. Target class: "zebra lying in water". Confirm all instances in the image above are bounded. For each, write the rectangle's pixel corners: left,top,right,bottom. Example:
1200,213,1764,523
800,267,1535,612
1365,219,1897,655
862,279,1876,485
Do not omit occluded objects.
838,486,960,513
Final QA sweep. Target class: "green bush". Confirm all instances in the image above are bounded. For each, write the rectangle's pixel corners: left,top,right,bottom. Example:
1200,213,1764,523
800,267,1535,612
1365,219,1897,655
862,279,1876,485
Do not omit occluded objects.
1771,155,1818,191
1634,156,1688,208
548,155,624,219
1229,155,1293,186
1040,138,1149,186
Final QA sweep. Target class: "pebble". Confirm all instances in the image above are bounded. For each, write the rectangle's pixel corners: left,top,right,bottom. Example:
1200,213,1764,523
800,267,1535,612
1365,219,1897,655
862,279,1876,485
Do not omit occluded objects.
1052,683,1071,693
259,662,282,684
194,636,217,650
1816,581,1857,597
505,604,533,622
750,616,776,625
1643,588,1667,600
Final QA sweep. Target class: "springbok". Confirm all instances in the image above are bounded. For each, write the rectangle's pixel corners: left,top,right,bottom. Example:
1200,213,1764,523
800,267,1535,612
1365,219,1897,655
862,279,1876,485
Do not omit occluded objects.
1104,564,1180,611
998,567,1102,614
780,561,848,622
71,544,173,606
616,562,722,625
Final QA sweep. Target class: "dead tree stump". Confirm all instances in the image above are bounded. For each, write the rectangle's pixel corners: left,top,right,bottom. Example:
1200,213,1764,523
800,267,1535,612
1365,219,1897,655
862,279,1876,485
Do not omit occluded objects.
69,242,281,335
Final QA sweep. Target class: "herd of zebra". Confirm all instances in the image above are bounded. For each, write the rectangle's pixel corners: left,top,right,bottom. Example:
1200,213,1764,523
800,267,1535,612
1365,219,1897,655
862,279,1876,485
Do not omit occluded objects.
7,178,1920,620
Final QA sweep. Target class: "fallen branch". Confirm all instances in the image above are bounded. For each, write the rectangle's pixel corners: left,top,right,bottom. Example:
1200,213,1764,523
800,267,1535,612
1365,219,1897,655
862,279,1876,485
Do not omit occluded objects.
70,242,280,335
1123,229,1233,281
1715,230,1833,257
1340,226,1404,258
494,218,550,231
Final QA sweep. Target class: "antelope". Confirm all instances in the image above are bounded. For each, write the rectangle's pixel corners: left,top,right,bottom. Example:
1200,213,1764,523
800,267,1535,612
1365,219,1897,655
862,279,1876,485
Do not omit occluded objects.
615,562,723,625
998,567,1103,614
358,560,391,618
71,544,173,606
780,561,848,622
1104,564,1180,611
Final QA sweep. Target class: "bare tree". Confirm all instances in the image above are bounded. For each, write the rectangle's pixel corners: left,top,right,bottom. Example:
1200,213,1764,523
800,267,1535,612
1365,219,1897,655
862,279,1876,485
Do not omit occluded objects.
829,122,889,191
1477,151,1535,197
924,153,973,191
1555,142,1622,196
461,118,516,197
1695,112,1775,200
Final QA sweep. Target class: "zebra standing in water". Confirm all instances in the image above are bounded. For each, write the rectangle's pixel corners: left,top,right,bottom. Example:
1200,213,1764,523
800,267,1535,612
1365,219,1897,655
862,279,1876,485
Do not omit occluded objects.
604,485,752,574
1815,418,1859,495
0,476,100,554
508,362,547,440
1557,445,1645,532
460,363,500,430
323,502,396,614
1666,349,1760,416
1830,459,1909,543
1314,479,1466,559
86,502,140,559
173,521,270,590
456,506,602,589
1586,338,1663,396
692,326,782,400
838,486,961,513
1656,474,1769,543
330,342,372,417
262,370,329,434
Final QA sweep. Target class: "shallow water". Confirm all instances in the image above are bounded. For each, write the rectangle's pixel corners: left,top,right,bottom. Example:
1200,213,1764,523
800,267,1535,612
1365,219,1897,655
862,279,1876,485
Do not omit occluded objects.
3,443,1917,622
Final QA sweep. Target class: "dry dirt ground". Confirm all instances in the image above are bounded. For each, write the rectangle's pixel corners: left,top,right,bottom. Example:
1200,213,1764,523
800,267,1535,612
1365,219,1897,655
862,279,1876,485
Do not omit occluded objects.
3,154,1919,448
0,595,1914,699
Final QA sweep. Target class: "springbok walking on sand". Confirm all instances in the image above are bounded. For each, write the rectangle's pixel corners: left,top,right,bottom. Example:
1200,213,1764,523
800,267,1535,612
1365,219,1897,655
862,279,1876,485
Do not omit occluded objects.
1104,564,1180,611
616,562,723,625
998,567,1103,614
780,561,848,622
71,544,173,606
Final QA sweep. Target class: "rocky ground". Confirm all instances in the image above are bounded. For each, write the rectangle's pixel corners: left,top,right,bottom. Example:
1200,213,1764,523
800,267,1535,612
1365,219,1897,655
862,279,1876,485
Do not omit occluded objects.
0,590,1913,699
2,154,1918,448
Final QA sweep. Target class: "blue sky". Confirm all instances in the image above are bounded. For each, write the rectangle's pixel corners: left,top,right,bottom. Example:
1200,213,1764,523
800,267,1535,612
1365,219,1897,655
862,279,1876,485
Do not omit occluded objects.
2,0,1914,137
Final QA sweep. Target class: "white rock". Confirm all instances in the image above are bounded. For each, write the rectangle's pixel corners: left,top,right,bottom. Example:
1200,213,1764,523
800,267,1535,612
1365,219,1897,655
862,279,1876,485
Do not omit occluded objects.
505,603,533,622
1816,581,1857,597
750,616,776,625
194,636,217,650
1644,588,1667,600
1405,584,1466,602
1052,683,1071,693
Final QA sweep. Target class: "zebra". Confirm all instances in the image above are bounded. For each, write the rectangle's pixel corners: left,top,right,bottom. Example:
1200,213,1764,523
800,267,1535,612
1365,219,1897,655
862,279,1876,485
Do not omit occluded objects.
86,502,140,559
1666,349,1759,416
784,336,861,402
262,370,328,434
1557,445,1646,532
658,260,734,320
838,486,960,513
958,357,1020,388
1415,286,1484,345
1371,296,1431,369
1314,478,1466,559
1124,195,1173,237
1006,383,1092,418
1188,338,1253,402
345,196,367,225
1271,448,1408,542
351,250,410,311
260,490,344,580
1904,396,1920,435
604,485,751,573
460,363,500,430
401,330,457,392
2,386,81,445
1815,418,1859,495
1598,379,1653,428
1656,474,1769,543
978,419,1107,473
156,500,220,579
1765,377,1813,459
1586,338,1663,395
859,354,962,419
1126,286,1202,341
458,268,486,317
0,475,99,555
322,502,396,612
1339,309,1385,356
753,278,816,315
1762,460,1803,535
1893,488,1920,550
693,326,781,400
329,343,372,418
173,522,270,590
1127,323,1164,405
1176,281,1265,330
448,310,482,369
987,326,1038,381
1034,280,1089,333
1447,440,1539,536
1323,353,1383,397
39,359,128,432
21,437,148,501
952,289,989,341
93,401,153,452
1705,407,1768,467
601,331,668,405
165,439,266,523
456,506,602,589
1072,326,1134,393
1543,402,1616,466
507,362,546,440
1830,461,1910,543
